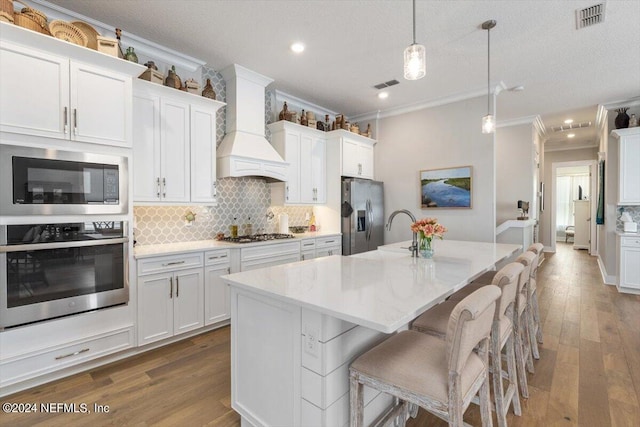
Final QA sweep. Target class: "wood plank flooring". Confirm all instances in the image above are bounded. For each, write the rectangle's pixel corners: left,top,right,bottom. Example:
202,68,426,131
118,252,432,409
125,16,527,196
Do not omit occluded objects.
2,243,639,426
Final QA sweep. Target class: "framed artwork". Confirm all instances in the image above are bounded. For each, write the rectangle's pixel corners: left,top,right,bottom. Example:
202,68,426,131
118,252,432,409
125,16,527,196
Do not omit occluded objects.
420,166,472,208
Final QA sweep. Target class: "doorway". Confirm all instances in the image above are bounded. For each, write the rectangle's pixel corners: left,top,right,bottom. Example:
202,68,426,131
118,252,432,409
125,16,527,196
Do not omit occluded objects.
551,160,597,255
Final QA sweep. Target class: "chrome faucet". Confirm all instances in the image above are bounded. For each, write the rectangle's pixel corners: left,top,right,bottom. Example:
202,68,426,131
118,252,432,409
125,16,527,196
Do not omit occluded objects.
386,209,418,257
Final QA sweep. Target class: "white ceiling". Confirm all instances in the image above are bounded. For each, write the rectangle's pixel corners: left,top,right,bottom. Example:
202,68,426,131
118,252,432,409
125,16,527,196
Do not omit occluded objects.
45,0,640,149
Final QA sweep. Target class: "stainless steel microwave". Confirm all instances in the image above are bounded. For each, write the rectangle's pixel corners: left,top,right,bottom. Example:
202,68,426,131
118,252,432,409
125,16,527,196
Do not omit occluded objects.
0,145,128,216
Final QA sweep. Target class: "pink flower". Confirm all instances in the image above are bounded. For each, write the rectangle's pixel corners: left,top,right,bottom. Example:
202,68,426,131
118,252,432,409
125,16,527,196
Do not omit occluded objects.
411,218,447,239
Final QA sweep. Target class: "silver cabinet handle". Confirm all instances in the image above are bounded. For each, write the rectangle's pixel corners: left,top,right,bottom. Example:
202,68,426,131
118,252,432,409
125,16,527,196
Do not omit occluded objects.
301,254,305,260
176,276,179,298
162,260,185,266
169,277,173,298
208,254,228,260
156,177,161,199
324,240,335,244
286,185,289,201
162,178,166,198
328,250,333,256
55,348,89,360
213,181,217,199
73,108,78,134
226,267,231,274
63,106,68,134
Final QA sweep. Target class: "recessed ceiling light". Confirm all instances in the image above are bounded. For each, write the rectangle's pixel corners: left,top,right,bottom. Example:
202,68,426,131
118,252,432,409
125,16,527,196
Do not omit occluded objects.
564,119,574,124
567,133,575,138
290,42,305,53
378,92,389,99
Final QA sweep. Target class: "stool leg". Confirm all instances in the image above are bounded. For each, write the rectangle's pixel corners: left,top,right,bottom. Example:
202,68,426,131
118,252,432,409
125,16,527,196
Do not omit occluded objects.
491,333,507,427
514,311,530,398
506,333,522,416
532,292,543,344
350,372,364,427
527,302,540,360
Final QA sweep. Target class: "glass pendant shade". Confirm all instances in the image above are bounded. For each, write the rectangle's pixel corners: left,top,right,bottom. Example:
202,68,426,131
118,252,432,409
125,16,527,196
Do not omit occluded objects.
482,114,495,134
404,43,426,80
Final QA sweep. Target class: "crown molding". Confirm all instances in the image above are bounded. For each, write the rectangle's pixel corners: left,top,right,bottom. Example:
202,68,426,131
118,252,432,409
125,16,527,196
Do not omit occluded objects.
595,104,608,131
496,115,538,129
29,0,206,72
544,142,599,152
601,96,640,110
273,90,338,118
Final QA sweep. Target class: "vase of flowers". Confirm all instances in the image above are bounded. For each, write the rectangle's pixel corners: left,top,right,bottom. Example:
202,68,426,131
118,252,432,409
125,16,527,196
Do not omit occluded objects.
411,218,447,259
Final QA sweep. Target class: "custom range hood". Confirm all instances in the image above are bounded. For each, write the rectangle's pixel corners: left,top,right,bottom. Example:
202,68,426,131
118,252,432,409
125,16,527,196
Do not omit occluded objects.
217,64,288,181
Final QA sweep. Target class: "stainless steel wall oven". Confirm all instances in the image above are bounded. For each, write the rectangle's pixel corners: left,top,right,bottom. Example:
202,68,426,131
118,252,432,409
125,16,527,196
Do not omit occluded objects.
0,144,128,216
0,221,129,329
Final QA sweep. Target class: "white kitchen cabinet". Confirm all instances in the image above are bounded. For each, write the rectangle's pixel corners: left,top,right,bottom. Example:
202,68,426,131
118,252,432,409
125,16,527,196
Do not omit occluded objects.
204,249,232,325
133,80,224,203
328,130,375,180
269,121,327,205
137,253,204,346
315,235,342,258
300,239,317,261
618,235,640,293
240,241,301,271
0,40,133,147
612,128,640,205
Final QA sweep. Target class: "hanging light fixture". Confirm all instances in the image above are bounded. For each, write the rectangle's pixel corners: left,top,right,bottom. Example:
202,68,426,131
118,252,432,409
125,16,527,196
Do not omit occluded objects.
404,0,426,80
481,20,496,134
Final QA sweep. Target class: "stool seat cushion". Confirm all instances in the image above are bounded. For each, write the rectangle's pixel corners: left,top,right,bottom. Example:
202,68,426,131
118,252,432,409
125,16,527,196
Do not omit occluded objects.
411,300,458,336
351,329,485,403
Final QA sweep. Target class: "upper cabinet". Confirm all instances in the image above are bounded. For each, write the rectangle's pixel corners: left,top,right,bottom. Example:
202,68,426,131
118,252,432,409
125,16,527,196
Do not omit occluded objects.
612,128,640,205
133,80,225,204
0,24,144,147
269,121,326,205
328,130,376,180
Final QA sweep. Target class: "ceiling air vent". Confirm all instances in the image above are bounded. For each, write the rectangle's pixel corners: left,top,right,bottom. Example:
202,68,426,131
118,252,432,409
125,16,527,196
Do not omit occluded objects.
373,79,400,90
576,3,605,29
551,121,592,132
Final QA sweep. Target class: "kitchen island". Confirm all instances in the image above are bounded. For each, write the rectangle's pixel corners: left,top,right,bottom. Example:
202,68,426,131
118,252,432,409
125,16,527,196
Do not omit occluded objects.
222,240,520,427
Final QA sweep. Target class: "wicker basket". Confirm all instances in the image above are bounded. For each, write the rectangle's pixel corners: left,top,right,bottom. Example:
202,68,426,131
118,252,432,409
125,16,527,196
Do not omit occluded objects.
71,20,100,50
49,20,88,47
14,12,50,35
15,0,47,27
0,0,13,16
0,11,13,23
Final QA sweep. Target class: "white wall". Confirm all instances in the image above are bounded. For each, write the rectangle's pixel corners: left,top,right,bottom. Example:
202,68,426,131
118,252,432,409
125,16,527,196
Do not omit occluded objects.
540,147,598,249
375,96,495,244
495,123,536,225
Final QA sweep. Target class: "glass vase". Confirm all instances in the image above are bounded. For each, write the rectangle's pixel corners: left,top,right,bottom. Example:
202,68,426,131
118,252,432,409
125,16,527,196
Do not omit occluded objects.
419,236,434,259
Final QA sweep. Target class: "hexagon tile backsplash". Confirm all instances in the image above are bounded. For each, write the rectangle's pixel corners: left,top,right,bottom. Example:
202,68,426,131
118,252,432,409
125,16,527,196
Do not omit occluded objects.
134,177,313,246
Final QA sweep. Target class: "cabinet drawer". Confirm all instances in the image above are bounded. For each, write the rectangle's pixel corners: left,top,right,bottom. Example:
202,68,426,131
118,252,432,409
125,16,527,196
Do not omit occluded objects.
138,252,204,275
316,235,341,249
205,249,230,266
241,241,300,262
621,236,640,248
0,327,133,387
300,239,317,250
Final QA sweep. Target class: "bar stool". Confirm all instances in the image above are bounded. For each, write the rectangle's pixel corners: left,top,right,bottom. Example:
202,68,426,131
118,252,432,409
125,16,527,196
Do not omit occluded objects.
526,243,544,352
349,285,501,427
411,263,524,427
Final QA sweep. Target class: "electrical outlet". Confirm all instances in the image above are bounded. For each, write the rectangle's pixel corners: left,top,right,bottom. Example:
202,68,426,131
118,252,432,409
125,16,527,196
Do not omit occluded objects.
303,328,319,357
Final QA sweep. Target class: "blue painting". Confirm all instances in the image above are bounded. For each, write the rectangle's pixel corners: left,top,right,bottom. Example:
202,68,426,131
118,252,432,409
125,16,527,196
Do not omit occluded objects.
420,166,472,208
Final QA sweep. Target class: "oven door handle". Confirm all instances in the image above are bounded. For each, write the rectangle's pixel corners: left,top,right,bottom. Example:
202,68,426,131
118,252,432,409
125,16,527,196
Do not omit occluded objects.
0,237,129,253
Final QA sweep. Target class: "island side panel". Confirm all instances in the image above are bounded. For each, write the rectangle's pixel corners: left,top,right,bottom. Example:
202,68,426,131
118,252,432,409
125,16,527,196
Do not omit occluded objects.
231,287,302,427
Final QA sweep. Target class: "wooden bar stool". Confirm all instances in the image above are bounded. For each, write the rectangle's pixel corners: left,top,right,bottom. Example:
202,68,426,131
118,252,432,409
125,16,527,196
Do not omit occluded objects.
513,251,536,398
411,263,524,427
349,285,501,427
526,243,544,353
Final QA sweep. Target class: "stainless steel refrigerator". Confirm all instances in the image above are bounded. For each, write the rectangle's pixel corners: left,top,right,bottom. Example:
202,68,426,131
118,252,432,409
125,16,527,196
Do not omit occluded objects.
341,178,384,255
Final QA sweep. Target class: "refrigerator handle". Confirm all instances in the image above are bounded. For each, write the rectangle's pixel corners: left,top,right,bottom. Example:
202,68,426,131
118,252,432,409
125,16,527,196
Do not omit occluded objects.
366,199,372,241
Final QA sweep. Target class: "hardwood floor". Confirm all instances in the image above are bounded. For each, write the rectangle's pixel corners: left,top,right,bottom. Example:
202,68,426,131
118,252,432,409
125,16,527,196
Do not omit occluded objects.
3,243,639,426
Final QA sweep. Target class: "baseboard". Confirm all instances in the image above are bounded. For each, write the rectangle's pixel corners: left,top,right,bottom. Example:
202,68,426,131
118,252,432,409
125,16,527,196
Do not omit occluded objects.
616,285,640,295
597,255,617,286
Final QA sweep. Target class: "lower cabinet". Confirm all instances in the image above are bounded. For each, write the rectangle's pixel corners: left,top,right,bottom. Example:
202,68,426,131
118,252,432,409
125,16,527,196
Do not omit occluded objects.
316,235,342,258
618,235,640,293
205,249,231,325
137,254,204,346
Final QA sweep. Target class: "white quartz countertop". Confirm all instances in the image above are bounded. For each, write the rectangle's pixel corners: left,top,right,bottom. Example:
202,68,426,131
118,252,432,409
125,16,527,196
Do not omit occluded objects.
616,230,640,237
222,240,520,333
133,231,341,258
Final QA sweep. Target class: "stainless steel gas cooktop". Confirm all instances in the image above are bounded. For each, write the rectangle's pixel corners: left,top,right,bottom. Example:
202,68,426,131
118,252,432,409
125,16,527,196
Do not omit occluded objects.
220,233,295,244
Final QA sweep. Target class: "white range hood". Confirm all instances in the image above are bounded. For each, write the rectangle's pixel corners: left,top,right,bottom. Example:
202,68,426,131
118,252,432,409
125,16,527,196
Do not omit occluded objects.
217,64,288,181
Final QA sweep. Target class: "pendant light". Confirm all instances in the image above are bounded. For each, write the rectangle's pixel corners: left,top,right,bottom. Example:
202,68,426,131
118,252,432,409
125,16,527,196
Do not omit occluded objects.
481,20,496,134
404,0,426,80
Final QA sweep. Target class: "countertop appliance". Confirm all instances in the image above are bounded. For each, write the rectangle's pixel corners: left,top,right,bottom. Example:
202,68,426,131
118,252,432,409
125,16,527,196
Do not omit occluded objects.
0,144,128,216
0,221,129,329
341,178,384,255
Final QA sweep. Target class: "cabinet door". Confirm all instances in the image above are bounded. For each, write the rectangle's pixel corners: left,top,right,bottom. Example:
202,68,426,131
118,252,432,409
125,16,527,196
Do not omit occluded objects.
619,133,640,205
173,268,204,335
0,41,69,139
620,247,640,290
70,61,131,146
299,133,314,203
190,104,217,204
311,137,326,203
342,138,360,177
205,264,231,325
300,250,316,261
138,273,174,346
358,142,374,179
132,91,162,202
316,246,341,258
285,130,301,203
160,97,190,202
